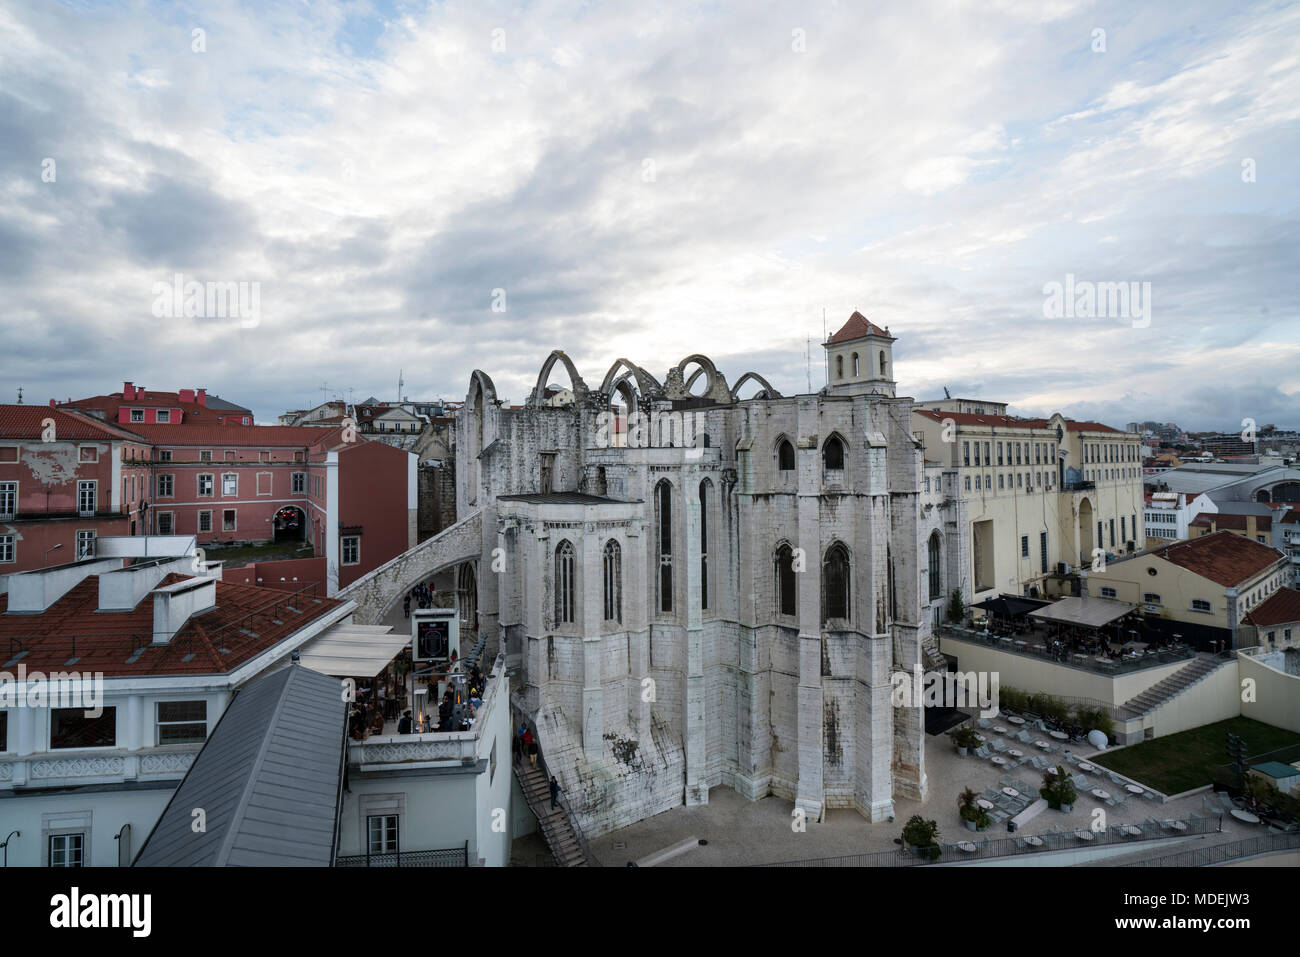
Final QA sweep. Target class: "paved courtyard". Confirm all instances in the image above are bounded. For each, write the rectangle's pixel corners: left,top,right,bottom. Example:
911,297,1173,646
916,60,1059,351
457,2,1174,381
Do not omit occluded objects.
585,717,1269,867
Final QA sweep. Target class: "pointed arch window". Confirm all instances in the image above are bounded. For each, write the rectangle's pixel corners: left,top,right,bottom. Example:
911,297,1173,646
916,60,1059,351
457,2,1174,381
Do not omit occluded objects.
555,540,575,625
776,543,796,617
928,532,942,601
656,481,673,613
879,351,888,376
699,480,710,611
777,439,795,471
823,435,845,470
603,539,622,623
851,353,859,377
836,355,844,379
822,543,850,623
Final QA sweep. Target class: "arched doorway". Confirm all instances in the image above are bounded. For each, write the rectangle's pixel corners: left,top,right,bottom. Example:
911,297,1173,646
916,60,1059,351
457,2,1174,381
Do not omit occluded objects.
457,562,478,639
273,505,306,541
1078,498,1094,566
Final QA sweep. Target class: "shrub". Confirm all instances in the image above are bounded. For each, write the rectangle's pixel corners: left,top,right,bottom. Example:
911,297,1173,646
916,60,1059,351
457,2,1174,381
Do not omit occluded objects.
948,588,965,623
902,814,940,848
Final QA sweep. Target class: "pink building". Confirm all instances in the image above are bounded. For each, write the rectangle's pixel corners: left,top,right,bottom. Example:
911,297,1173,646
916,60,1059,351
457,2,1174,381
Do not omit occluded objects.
0,406,154,573
116,423,415,593
60,382,253,427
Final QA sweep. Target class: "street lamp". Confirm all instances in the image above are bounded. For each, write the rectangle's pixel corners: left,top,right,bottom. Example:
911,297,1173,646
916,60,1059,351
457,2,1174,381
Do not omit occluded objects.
1,831,18,867
44,543,64,566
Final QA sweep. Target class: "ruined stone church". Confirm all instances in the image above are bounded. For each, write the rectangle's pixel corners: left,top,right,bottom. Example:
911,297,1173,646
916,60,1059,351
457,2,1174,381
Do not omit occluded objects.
458,313,931,835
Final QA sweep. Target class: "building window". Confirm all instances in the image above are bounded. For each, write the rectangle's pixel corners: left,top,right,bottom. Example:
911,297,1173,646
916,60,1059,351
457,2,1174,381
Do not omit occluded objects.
603,540,622,623
1143,593,1161,605
1100,587,1117,599
998,474,1004,490
822,543,851,623
198,510,212,533
963,441,970,467
823,435,844,471
50,707,116,749
130,409,144,423
77,480,96,516
974,443,981,467
159,449,172,462
222,509,236,532
158,474,174,497
555,539,575,624
156,410,170,423
776,543,797,616
964,476,971,491
198,474,214,497
222,473,238,496
975,475,981,491
699,480,710,610
157,512,174,535
777,440,795,471
1192,599,1211,612
48,834,84,868
1040,531,1048,574
656,481,673,613
0,481,15,520
928,533,941,601
1109,519,1115,548
76,530,96,559
1016,473,1022,487
342,535,360,565
1021,535,1029,558
200,450,212,463
997,442,1004,466
0,534,15,563
367,815,399,856
836,355,843,379
224,450,236,462
292,472,306,494
156,701,207,745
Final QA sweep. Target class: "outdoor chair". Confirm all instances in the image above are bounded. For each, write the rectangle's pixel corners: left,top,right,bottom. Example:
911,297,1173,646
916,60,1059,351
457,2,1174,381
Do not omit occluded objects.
1064,752,1078,765
1105,795,1119,808
1030,756,1048,771
999,775,1015,788
992,739,1008,752
1016,730,1034,743
1040,742,1058,753
1071,774,1089,789
1218,792,1237,811
975,744,991,758
1142,789,1159,801
977,717,992,729
1108,771,1125,786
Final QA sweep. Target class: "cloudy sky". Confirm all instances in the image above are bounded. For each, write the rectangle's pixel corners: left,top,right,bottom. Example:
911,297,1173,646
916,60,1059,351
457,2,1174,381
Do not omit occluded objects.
2,0,1297,430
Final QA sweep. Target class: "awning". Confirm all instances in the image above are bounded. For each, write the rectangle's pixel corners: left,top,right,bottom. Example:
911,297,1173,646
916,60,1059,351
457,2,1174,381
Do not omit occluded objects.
1028,596,1137,629
296,622,407,677
971,595,1052,618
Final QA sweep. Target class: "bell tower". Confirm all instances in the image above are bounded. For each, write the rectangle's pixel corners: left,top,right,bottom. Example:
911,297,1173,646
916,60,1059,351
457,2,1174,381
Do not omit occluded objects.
823,311,896,397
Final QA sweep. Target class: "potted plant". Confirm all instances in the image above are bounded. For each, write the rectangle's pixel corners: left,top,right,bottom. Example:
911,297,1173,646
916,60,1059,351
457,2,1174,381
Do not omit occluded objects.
1040,764,1077,812
957,787,989,832
901,814,940,857
951,722,980,757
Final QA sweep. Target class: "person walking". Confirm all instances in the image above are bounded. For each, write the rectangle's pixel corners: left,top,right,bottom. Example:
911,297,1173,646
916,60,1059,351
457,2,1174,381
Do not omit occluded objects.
397,710,412,735
527,732,539,769
403,596,410,619
549,775,562,809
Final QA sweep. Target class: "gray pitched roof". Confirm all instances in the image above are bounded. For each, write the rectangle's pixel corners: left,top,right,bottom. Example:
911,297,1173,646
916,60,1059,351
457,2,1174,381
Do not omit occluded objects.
133,665,347,867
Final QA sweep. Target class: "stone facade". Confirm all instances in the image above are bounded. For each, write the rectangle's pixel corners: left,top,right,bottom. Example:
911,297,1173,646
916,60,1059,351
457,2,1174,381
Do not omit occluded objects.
447,325,933,836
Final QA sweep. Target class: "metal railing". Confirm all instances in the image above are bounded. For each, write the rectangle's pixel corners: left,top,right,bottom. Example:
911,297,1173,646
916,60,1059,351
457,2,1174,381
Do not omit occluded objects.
1129,831,1300,867
758,815,1215,867
336,842,469,867
941,625,1194,677
510,697,601,867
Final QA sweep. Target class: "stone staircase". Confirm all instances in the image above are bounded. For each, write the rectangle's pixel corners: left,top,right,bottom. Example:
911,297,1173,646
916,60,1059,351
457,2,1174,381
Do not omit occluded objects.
921,633,949,674
1121,655,1231,715
515,761,587,867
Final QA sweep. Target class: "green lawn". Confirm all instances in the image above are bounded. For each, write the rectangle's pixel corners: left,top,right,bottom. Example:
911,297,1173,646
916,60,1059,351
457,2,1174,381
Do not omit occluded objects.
202,540,314,566
1091,717,1300,795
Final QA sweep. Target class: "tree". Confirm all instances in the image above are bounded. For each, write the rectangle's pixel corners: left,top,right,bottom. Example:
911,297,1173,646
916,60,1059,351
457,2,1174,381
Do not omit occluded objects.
947,587,964,623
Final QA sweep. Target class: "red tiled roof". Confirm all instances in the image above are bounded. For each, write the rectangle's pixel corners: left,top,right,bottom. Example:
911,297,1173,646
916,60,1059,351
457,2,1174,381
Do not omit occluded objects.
0,405,148,442
912,408,1125,434
1189,513,1272,532
1155,530,1285,587
62,391,251,423
0,573,344,677
827,310,894,344
120,423,344,447
1243,588,1300,627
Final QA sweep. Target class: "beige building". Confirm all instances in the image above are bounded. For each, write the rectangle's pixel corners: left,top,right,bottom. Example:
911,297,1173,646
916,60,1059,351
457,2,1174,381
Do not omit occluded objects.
911,406,1145,611
1085,529,1290,649
1243,587,1300,651
1188,511,1275,547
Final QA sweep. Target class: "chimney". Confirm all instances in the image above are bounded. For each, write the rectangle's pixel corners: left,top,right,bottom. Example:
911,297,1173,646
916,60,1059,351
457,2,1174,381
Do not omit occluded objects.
123,381,135,399
196,389,207,407
49,399,56,406
151,576,217,645
178,388,195,404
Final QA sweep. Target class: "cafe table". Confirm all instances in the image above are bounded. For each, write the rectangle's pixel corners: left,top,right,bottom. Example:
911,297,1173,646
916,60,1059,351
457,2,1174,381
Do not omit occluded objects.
1229,809,1261,824
1077,762,1096,772
1049,730,1068,741
976,799,994,810
1091,788,1111,800
993,726,1008,735
1023,835,1044,847
1007,749,1024,758
1002,787,1020,797
1075,830,1095,842
1125,784,1144,795
1006,716,1026,726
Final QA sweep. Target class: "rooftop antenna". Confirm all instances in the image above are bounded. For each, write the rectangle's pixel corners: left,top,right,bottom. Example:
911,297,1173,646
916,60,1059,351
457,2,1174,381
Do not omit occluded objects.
944,386,951,399
806,336,812,393
15,386,22,405
822,308,828,390
320,381,328,406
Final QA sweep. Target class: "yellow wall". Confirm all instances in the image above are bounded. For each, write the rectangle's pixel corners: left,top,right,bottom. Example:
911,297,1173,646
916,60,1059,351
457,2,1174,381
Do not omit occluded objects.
1148,659,1241,737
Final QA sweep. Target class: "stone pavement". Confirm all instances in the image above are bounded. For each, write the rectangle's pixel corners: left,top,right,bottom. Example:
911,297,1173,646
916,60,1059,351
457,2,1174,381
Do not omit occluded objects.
585,721,1271,867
